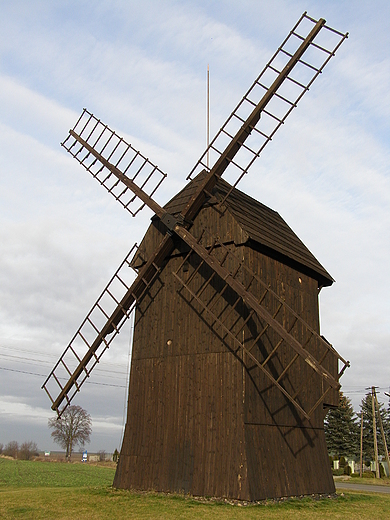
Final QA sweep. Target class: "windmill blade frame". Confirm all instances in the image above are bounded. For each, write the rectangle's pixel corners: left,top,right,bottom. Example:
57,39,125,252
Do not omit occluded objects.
185,12,348,211
42,235,175,415
43,12,349,419
171,228,349,419
62,109,167,218
43,148,346,417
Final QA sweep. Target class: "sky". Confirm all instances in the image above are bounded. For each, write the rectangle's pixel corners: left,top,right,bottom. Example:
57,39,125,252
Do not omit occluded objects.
0,0,389,453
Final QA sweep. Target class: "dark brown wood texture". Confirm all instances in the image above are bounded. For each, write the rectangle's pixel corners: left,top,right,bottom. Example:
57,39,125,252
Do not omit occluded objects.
114,198,337,499
136,172,334,287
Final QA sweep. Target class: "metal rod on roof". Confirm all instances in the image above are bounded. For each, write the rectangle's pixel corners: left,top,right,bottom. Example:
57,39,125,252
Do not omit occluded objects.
207,64,210,170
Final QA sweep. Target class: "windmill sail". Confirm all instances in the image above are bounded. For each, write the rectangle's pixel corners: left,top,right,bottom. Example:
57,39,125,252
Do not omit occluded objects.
62,109,167,217
186,12,348,208
43,165,346,417
44,12,349,418
42,241,170,415
171,228,349,419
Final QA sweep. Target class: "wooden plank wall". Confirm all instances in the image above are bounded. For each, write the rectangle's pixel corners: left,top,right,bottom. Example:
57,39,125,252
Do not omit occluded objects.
114,210,337,499
114,351,248,498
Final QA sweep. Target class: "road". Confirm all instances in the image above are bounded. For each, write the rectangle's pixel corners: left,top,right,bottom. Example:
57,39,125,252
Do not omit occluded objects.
335,481,390,494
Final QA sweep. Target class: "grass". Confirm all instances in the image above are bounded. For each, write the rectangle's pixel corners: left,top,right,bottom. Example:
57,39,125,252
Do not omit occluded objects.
335,474,390,486
0,458,115,488
1,458,390,519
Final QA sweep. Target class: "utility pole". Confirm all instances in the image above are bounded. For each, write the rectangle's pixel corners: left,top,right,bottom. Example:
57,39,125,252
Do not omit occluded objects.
360,409,363,477
371,386,380,478
374,388,390,477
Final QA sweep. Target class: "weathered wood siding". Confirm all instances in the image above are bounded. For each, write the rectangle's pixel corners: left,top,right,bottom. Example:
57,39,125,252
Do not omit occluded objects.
114,200,337,499
114,253,249,497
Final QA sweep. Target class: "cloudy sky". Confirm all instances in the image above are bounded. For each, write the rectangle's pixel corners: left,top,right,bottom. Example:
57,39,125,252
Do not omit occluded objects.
0,0,389,453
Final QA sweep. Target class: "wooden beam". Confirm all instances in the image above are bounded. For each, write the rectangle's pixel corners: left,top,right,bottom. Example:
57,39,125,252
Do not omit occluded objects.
50,233,175,412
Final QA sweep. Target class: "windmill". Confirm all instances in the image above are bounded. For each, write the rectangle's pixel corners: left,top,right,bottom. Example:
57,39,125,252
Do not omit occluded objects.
43,13,350,500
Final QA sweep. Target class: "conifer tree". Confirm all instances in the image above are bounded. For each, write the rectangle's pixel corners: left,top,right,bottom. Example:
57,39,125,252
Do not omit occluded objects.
324,392,359,457
385,397,390,446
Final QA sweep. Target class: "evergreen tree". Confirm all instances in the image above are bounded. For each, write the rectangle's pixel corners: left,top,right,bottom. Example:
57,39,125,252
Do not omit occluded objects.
385,397,390,448
324,392,359,457
359,392,389,462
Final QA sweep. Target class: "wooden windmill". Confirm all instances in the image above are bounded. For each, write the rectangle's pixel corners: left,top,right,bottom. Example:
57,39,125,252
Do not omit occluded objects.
43,13,350,500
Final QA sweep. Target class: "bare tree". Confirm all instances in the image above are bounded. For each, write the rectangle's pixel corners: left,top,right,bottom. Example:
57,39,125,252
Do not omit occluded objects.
0,443,3,454
48,406,92,460
98,450,106,462
4,441,18,458
19,441,39,460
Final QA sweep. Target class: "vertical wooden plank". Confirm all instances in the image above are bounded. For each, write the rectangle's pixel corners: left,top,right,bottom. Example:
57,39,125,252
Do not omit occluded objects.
115,201,336,500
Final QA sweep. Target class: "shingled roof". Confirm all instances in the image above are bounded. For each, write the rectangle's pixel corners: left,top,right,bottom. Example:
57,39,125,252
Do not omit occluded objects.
163,172,334,287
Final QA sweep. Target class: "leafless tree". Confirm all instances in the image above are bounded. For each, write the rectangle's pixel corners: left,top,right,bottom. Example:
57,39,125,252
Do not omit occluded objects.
19,441,39,460
98,450,106,462
4,441,18,458
0,443,3,454
48,406,92,460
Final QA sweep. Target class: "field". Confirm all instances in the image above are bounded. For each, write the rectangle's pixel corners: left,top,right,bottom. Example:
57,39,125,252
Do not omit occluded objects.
1,458,390,519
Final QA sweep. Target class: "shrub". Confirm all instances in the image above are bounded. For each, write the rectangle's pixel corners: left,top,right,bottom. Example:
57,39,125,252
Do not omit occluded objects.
339,456,346,467
19,441,39,461
113,449,119,463
361,471,375,478
344,464,352,476
98,450,106,462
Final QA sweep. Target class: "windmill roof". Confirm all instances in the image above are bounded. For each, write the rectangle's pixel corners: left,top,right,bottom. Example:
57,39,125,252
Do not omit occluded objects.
164,172,334,287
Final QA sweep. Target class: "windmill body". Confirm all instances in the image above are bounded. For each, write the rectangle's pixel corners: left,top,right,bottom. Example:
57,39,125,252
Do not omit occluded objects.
42,13,349,502
113,174,338,499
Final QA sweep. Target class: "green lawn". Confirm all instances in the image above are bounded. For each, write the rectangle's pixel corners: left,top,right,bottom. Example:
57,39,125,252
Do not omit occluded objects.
1,458,390,519
335,474,390,486
0,458,115,488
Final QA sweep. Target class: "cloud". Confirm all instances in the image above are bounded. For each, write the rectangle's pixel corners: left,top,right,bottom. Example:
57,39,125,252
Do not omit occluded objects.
0,0,389,445
0,395,52,423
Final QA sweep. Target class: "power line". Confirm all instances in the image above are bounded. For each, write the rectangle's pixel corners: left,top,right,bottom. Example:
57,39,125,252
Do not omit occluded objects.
0,344,60,359
0,353,53,365
0,344,131,370
0,353,128,377
0,366,126,388
0,366,46,377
